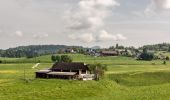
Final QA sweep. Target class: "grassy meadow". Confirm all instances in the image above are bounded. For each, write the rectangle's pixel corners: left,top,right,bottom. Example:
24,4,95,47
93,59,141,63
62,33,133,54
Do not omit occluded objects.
0,54,170,100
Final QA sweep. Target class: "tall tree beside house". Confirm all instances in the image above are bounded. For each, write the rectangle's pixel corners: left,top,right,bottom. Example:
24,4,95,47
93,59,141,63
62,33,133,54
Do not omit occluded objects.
88,63,107,81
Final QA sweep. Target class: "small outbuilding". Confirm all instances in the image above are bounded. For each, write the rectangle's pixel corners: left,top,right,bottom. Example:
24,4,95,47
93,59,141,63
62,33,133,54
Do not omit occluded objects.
36,69,51,78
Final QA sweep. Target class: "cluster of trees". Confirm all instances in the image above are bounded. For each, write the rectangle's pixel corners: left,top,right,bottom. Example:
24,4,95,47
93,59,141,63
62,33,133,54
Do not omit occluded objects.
109,44,136,50
109,44,126,50
137,43,170,61
51,55,72,63
137,48,154,61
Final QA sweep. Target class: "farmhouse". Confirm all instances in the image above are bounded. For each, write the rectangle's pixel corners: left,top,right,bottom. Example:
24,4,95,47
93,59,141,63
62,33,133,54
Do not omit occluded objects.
101,50,119,56
36,62,94,80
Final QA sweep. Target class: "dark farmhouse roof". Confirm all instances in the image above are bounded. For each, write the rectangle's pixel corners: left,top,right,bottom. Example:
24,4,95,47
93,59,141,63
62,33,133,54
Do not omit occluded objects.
51,62,89,71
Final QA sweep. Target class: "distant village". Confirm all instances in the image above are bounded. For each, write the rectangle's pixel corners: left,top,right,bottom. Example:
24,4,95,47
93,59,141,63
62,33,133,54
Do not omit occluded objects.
59,44,137,57
57,44,170,61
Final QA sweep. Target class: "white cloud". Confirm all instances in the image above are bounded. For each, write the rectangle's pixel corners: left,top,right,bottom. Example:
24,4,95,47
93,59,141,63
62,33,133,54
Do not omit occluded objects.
145,0,170,14
69,30,127,43
153,0,170,9
116,34,127,40
0,30,2,36
15,31,23,37
15,0,33,7
66,0,119,30
69,33,94,43
97,30,127,42
97,30,116,41
33,33,49,39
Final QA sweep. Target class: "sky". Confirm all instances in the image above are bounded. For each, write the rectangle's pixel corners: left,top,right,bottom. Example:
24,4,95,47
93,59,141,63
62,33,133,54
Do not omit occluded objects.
0,0,170,49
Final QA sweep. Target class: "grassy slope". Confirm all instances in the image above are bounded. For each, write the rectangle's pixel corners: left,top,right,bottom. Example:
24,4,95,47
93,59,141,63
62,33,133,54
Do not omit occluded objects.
0,54,170,100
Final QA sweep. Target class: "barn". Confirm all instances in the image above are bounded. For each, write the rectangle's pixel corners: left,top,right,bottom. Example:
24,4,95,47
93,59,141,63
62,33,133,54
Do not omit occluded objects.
36,62,94,80
101,51,119,56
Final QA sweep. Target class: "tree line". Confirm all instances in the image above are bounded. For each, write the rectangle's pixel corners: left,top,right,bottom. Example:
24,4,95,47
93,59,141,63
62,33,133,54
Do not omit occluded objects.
51,55,73,63
139,43,170,51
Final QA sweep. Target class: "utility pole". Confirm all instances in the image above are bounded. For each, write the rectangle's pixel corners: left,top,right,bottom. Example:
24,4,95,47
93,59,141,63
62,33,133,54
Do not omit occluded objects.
24,65,26,81
4,55,6,64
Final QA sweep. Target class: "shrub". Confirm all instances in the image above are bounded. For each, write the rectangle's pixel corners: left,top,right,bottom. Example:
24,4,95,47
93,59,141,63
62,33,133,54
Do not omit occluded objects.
163,61,166,65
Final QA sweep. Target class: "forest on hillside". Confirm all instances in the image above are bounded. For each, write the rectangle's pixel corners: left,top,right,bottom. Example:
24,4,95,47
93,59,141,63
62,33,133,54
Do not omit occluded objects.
0,45,83,58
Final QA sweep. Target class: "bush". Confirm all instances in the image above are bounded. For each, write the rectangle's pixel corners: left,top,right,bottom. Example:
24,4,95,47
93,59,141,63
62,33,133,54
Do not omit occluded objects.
163,61,166,65
0,60,2,63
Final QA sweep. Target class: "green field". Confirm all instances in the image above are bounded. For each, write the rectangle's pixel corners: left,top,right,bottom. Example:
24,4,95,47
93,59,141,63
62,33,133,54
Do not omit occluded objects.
0,54,170,100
